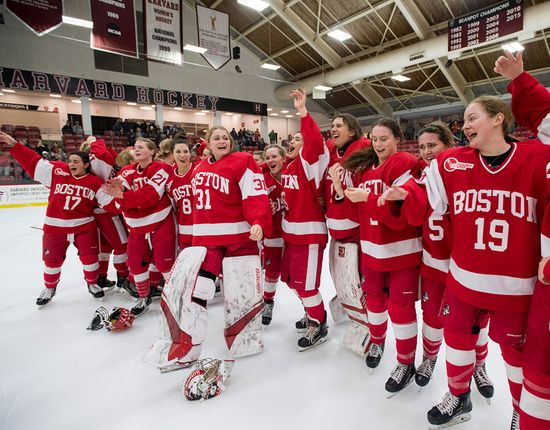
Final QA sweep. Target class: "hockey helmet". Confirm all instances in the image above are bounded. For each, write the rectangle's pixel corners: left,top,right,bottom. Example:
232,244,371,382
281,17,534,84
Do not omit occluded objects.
183,358,235,401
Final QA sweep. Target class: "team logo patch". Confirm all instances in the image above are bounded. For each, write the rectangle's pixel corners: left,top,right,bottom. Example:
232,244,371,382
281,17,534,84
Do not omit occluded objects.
338,246,345,258
54,168,70,176
121,169,135,177
442,303,450,316
443,157,474,172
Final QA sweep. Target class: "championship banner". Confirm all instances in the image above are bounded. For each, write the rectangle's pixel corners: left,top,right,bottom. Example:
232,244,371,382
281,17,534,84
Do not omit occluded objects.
90,0,138,58
196,5,230,70
144,0,183,65
6,0,63,36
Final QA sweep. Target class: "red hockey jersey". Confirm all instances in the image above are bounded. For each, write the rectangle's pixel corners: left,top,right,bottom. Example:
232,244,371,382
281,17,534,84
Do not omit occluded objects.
281,114,330,245
324,137,371,240
263,170,283,245
99,161,173,234
426,142,550,312
166,164,195,244
191,152,271,246
355,151,422,272
11,143,103,234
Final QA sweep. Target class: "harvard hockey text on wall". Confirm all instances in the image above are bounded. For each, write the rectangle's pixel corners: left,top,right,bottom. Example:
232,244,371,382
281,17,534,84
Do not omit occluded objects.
448,0,523,51
0,68,268,116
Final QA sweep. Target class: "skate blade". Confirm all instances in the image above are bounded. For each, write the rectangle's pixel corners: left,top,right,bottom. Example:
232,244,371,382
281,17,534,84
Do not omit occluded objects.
298,337,328,352
159,361,195,373
102,286,117,295
428,413,471,429
117,287,139,302
385,379,415,399
483,397,492,406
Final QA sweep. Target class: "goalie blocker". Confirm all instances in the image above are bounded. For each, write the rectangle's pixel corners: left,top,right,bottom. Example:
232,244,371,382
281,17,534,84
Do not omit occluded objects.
144,247,263,372
329,240,371,356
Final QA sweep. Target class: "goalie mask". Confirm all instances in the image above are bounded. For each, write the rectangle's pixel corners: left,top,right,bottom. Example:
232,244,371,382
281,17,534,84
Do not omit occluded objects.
183,359,235,401
86,306,135,331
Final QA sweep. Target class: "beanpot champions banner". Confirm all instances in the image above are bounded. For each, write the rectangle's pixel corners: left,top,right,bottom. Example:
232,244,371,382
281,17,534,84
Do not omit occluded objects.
90,0,138,58
197,5,230,70
0,67,267,116
6,0,63,36
144,0,183,65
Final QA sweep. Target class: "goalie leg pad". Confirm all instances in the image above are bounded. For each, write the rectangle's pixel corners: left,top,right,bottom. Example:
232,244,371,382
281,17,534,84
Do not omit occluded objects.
144,246,207,372
343,322,371,356
329,295,347,323
193,276,216,301
329,240,368,326
222,255,264,357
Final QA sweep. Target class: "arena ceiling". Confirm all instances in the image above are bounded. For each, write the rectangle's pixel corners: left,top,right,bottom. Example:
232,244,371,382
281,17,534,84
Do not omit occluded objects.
188,0,550,121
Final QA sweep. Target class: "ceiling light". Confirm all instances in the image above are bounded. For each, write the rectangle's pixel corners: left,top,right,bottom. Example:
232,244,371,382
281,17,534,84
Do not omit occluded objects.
49,94,62,98
2,89,15,93
261,63,280,70
237,0,269,12
201,110,209,113
174,107,183,111
62,15,93,29
225,113,234,116
501,42,524,53
184,44,207,54
195,112,206,116
127,102,137,106
140,106,153,111
280,110,289,113
270,113,279,116
0,93,4,96
71,99,81,104
391,74,411,82
285,115,293,118
328,29,352,41
267,108,273,111
295,112,300,115
314,85,332,91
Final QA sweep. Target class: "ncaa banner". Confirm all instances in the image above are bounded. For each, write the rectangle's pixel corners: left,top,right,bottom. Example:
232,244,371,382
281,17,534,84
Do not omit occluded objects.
6,0,63,36
90,0,138,58
196,5,230,70
144,0,183,65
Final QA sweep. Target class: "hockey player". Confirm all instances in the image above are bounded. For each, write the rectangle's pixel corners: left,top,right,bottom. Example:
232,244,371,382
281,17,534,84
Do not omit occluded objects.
380,123,494,397
408,80,550,428
166,138,195,251
0,131,105,306
281,88,330,350
99,138,177,317
81,137,134,298
324,113,371,355
261,144,286,325
343,118,422,396
495,50,550,430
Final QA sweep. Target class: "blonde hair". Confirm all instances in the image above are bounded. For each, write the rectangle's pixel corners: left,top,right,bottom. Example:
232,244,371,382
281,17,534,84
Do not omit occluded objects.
116,148,134,167
155,138,174,160
264,144,287,158
253,150,265,161
79,142,91,153
135,138,157,153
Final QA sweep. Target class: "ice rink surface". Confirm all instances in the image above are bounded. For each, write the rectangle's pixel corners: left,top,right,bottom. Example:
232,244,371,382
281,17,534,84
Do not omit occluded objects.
1,206,515,430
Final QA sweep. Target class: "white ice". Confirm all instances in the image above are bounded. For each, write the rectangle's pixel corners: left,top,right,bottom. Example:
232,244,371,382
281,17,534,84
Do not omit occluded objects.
1,206,515,430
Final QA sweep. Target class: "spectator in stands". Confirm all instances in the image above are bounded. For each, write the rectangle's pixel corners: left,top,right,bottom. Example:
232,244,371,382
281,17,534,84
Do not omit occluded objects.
49,143,67,162
0,150,11,177
73,122,83,135
269,129,277,143
259,137,266,150
113,118,124,136
404,123,416,140
230,128,238,140
61,120,73,134
36,139,48,155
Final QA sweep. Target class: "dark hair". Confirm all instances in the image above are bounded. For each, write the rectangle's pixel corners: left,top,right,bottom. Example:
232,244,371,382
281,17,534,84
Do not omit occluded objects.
343,118,402,172
332,112,363,142
418,121,454,148
69,151,91,173
172,138,192,152
470,96,518,143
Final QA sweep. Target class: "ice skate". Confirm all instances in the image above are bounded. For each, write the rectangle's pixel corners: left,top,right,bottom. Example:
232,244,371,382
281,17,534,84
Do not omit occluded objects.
117,276,139,300
365,342,384,371
427,391,472,429
473,363,494,404
510,410,519,430
262,299,274,325
298,313,328,351
131,296,152,317
97,275,116,294
385,362,416,397
87,283,105,299
295,313,308,333
150,284,163,301
36,287,56,307
416,356,437,388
